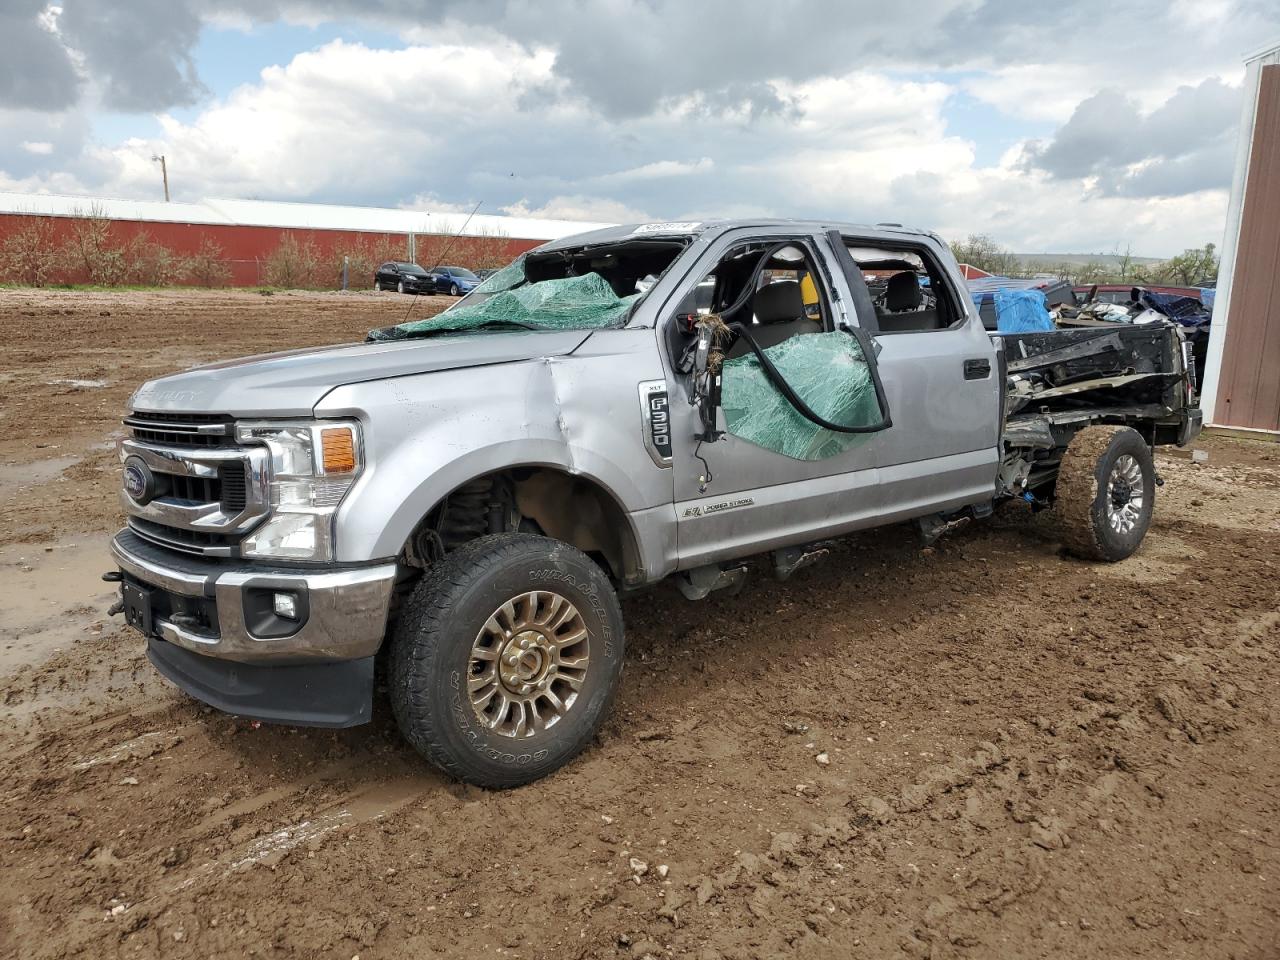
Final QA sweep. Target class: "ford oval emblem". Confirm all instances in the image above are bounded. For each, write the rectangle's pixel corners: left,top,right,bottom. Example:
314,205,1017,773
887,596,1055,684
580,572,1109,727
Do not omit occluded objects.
123,456,155,504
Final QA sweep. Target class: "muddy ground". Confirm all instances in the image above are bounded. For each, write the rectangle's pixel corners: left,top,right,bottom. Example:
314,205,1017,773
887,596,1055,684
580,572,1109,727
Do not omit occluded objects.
1,289,1277,960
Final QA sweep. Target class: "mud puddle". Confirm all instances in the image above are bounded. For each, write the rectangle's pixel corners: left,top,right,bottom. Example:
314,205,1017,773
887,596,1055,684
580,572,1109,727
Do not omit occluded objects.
0,535,113,675
0,454,80,502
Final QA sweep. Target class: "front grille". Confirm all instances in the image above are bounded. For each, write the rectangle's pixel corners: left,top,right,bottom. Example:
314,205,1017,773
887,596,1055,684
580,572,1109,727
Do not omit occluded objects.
129,518,239,557
150,464,246,511
125,411,235,448
121,413,265,558
166,472,218,503
218,463,247,511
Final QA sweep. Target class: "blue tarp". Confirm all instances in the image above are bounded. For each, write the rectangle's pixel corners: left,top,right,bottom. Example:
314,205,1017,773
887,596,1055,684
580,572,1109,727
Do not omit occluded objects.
1137,289,1211,328
992,288,1055,333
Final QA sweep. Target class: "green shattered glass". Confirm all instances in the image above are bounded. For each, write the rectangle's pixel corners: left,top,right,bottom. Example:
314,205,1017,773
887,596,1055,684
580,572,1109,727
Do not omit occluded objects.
720,331,880,460
371,270,637,340
473,257,526,295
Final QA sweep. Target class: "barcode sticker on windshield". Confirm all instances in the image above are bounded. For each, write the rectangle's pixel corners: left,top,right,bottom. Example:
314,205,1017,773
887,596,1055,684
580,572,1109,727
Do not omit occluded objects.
631,222,702,235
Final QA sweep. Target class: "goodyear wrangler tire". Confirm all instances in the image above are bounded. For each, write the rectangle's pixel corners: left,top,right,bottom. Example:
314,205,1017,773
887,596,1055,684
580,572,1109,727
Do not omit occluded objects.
1054,425,1155,562
389,533,625,788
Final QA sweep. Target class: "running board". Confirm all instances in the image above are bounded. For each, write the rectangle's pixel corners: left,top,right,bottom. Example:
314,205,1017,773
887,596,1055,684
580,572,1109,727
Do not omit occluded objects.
772,545,829,581
677,564,749,601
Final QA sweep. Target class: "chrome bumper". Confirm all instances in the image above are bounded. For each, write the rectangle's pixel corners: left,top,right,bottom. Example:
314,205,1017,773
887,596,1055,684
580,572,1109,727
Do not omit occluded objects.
110,530,398,664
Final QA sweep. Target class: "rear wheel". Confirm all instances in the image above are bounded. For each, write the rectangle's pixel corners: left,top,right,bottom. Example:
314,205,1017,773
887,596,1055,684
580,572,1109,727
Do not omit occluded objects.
389,533,625,788
1054,425,1155,561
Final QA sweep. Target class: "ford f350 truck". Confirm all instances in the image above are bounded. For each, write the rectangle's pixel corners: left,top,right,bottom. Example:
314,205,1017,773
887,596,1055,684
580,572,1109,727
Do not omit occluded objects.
108,220,1201,787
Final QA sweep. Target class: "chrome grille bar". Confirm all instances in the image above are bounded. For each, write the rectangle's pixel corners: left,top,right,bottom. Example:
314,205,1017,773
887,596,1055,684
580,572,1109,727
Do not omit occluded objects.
118,438,269,539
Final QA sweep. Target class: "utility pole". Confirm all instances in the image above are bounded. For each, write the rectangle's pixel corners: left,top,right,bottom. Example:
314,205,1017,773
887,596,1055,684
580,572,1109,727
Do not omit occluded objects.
151,154,170,202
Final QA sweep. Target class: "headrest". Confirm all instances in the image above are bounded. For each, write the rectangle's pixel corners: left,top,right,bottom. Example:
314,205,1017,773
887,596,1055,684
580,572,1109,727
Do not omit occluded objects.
754,280,805,324
886,271,923,311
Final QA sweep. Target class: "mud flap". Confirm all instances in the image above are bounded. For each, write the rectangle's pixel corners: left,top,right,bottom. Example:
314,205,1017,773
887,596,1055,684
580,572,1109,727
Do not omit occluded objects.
147,639,374,728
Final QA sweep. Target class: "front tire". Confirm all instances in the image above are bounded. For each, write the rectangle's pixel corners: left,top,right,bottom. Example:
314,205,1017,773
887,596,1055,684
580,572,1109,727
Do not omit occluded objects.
389,533,625,788
450,283,460,296
1054,425,1155,561
397,280,405,294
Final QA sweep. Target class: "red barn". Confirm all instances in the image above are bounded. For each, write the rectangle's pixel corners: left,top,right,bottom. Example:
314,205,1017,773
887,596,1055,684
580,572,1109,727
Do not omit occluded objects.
0,192,610,287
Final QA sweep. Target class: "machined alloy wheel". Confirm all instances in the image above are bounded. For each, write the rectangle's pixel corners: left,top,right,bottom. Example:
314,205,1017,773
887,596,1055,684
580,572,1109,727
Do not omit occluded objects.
1054,425,1155,562
397,280,405,294
451,282,460,296
1106,454,1145,534
467,590,590,738
389,533,625,788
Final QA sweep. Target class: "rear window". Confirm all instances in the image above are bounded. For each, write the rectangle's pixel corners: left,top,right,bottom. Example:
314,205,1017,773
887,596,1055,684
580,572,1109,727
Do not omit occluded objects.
844,242,963,334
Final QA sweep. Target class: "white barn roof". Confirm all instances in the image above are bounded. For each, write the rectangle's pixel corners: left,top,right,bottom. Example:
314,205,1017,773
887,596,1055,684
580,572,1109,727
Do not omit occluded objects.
0,191,612,242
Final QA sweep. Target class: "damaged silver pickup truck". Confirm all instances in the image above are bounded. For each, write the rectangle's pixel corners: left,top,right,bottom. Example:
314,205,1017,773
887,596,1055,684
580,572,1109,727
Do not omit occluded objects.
108,220,1201,787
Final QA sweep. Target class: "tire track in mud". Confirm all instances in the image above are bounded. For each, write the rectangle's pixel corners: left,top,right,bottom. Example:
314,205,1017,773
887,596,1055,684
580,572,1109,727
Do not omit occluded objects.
3,439,1279,958
603,609,1280,959
4,708,440,956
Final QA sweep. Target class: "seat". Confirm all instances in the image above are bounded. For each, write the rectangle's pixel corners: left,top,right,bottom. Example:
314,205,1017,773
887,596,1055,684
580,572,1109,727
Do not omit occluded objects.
884,270,923,311
876,270,945,331
725,280,822,358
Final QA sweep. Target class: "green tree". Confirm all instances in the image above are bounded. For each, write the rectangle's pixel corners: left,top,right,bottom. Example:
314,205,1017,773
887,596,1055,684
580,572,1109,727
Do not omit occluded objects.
1156,243,1218,286
948,233,1024,276
1074,260,1110,285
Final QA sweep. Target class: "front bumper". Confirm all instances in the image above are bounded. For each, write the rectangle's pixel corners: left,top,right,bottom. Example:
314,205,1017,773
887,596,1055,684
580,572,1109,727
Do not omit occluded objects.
110,529,397,726
110,529,397,663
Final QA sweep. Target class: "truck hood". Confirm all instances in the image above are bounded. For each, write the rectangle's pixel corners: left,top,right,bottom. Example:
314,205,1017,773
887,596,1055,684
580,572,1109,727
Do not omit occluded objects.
128,329,594,416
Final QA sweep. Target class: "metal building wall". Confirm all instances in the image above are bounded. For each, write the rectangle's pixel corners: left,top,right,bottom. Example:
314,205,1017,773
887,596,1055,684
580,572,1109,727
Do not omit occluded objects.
1202,41,1280,431
0,214,543,287
1212,62,1280,431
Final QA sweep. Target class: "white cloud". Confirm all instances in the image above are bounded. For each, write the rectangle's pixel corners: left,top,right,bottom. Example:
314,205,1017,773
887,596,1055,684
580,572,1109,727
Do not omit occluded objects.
501,195,650,223
21,141,55,155
594,158,714,185
6,16,1256,257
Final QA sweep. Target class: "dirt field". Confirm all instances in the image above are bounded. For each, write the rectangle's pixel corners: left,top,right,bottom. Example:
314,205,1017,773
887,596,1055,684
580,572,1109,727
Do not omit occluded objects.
1,289,1278,960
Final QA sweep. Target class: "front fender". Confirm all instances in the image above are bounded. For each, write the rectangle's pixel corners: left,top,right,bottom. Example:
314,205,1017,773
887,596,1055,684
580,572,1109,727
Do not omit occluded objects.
315,344,673,564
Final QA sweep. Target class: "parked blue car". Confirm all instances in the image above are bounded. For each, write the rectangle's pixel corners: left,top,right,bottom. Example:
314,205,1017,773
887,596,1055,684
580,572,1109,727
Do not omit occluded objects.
427,266,482,297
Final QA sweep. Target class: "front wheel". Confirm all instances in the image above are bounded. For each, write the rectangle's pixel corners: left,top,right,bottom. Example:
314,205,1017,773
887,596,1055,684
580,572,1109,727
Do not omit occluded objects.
450,283,460,296
389,533,625,788
396,280,405,294
1054,425,1155,561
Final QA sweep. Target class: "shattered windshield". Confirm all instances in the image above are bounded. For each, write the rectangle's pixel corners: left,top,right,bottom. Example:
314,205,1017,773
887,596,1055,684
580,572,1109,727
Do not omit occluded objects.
368,238,687,341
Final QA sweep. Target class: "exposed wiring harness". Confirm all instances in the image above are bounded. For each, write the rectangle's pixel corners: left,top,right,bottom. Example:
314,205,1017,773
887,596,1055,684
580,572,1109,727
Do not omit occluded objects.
713,241,893,435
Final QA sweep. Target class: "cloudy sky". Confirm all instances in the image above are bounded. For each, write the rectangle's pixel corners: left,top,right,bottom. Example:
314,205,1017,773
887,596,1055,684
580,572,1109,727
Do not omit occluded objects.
2,1,1277,256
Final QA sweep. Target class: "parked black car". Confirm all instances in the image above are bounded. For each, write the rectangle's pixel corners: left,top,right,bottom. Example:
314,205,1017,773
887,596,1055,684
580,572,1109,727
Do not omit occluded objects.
375,262,436,294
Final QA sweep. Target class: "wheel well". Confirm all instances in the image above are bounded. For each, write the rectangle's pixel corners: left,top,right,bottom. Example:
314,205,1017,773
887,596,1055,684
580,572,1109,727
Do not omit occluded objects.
401,467,641,584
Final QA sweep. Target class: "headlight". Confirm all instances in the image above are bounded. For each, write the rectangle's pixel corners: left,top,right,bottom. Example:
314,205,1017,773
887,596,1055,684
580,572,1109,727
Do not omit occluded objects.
234,420,363,561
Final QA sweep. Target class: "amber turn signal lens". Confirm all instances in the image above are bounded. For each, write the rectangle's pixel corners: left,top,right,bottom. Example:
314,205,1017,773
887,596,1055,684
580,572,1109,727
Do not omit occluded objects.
320,427,357,473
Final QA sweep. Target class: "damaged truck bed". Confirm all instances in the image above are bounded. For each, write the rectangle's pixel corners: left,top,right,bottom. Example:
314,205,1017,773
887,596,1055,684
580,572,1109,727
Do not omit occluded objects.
999,324,1199,494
